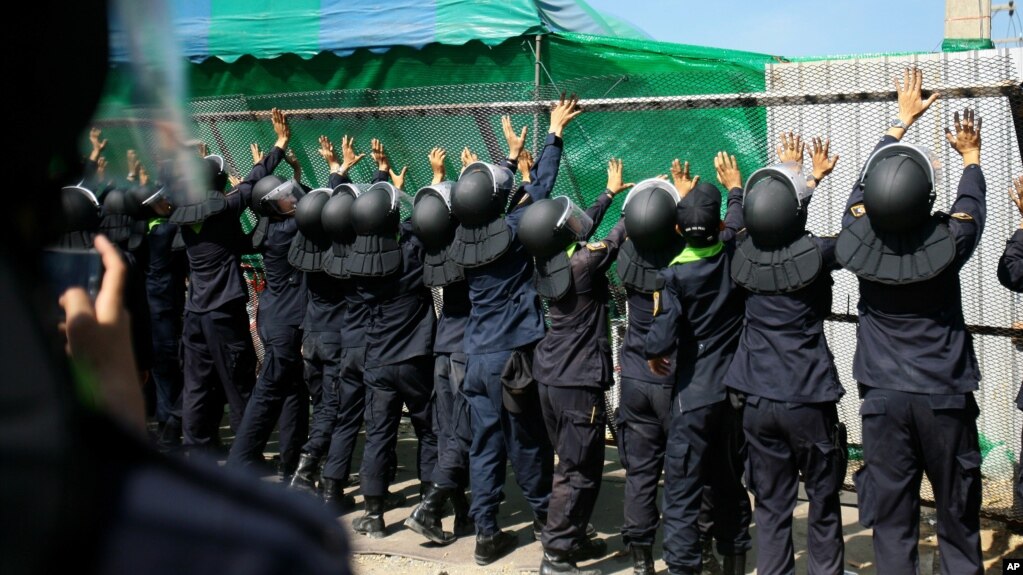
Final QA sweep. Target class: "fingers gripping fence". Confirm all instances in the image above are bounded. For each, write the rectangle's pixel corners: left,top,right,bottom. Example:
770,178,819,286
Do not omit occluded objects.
101,48,1023,522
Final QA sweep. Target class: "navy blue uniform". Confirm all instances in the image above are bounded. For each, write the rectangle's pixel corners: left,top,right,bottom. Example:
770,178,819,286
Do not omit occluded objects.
299,270,346,463
724,236,846,575
843,137,986,575
462,134,564,535
228,214,309,474
353,220,438,497
179,147,285,450
146,218,188,446
997,229,1023,504
644,187,752,574
432,281,472,493
535,192,621,554
617,281,677,548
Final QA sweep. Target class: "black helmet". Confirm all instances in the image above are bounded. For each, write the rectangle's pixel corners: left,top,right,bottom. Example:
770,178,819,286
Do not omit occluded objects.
451,162,515,227
102,188,141,218
61,186,101,232
622,179,681,251
205,154,227,192
412,182,457,252
518,197,593,259
860,143,936,232
676,181,722,247
836,143,953,285
251,175,285,217
352,182,407,236
294,187,331,242
321,184,364,245
743,164,810,249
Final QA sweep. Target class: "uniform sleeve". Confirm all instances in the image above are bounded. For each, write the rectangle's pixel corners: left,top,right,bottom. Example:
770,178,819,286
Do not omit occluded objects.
946,165,986,267
816,236,840,271
719,187,745,243
583,191,614,240
645,270,682,359
371,170,388,184
998,229,1023,293
327,172,351,188
842,135,900,228
521,133,563,204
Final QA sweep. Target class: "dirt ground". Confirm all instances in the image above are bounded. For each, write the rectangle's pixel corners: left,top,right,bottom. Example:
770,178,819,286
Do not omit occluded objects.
323,436,1023,575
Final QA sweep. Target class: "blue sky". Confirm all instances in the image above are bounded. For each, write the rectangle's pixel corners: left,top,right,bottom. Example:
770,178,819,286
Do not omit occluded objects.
585,0,1021,57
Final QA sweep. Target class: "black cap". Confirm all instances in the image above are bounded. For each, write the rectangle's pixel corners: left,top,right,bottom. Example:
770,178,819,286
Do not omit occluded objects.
676,182,721,247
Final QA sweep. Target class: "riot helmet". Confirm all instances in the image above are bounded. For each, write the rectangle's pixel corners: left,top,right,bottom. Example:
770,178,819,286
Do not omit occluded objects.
518,197,593,259
412,182,457,252
622,179,682,251
451,162,515,226
860,143,938,232
743,162,811,249
205,154,227,192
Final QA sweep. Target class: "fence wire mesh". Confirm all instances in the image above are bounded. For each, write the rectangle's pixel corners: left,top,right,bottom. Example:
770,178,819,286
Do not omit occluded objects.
95,48,1023,523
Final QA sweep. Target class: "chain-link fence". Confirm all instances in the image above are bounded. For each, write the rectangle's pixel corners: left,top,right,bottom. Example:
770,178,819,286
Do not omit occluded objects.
97,47,1023,523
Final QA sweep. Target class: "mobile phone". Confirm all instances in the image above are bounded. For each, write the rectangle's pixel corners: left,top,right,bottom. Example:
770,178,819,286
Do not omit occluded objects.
42,248,104,301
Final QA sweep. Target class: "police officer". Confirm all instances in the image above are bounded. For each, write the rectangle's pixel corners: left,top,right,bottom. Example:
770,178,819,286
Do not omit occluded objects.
645,153,752,575
613,172,686,574
835,69,985,574
171,108,290,455
518,158,630,575
289,135,377,509
724,134,845,575
131,170,189,451
1002,175,1023,507
448,97,580,564
345,141,438,538
405,147,475,544
228,137,312,477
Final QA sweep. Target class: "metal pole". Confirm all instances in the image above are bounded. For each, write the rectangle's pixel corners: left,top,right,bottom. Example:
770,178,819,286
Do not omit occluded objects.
533,34,542,154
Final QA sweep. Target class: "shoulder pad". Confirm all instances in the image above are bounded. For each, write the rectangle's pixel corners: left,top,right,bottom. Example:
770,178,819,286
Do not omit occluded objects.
849,203,866,218
586,241,607,251
949,212,975,222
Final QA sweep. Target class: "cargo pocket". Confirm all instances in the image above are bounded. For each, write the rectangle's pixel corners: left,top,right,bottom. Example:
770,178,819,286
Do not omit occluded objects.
226,340,256,395
559,408,607,488
853,467,876,527
666,440,691,479
812,441,842,496
951,450,982,521
615,410,631,472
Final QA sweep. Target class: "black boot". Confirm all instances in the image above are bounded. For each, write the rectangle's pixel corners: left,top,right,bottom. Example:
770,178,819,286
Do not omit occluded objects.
289,453,320,494
352,495,386,538
540,550,601,575
404,484,454,545
630,544,655,575
321,478,354,513
474,530,517,565
721,552,746,575
566,537,607,563
450,490,475,537
383,490,406,510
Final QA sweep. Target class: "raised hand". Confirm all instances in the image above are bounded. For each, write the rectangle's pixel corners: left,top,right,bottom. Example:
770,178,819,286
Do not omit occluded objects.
892,68,940,135
810,137,839,184
250,142,264,165
271,107,290,149
196,141,209,158
461,147,479,170
285,148,301,181
390,166,408,191
228,173,242,188
1009,175,1023,220
501,115,528,160
96,157,108,182
671,159,699,198
714,151,742,191
605,158,635,196
340,135,366,174
776,131,804,165
89,127,107,161
517,150,534,184
371,138,390,172
549,93,582,137
428,147,447,185
944,107,981,166
138,165,149,187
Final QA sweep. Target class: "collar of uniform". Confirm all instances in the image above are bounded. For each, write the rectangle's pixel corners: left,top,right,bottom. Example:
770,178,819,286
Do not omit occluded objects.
566,242,579,259
148,217,167,233
671,241,723,265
